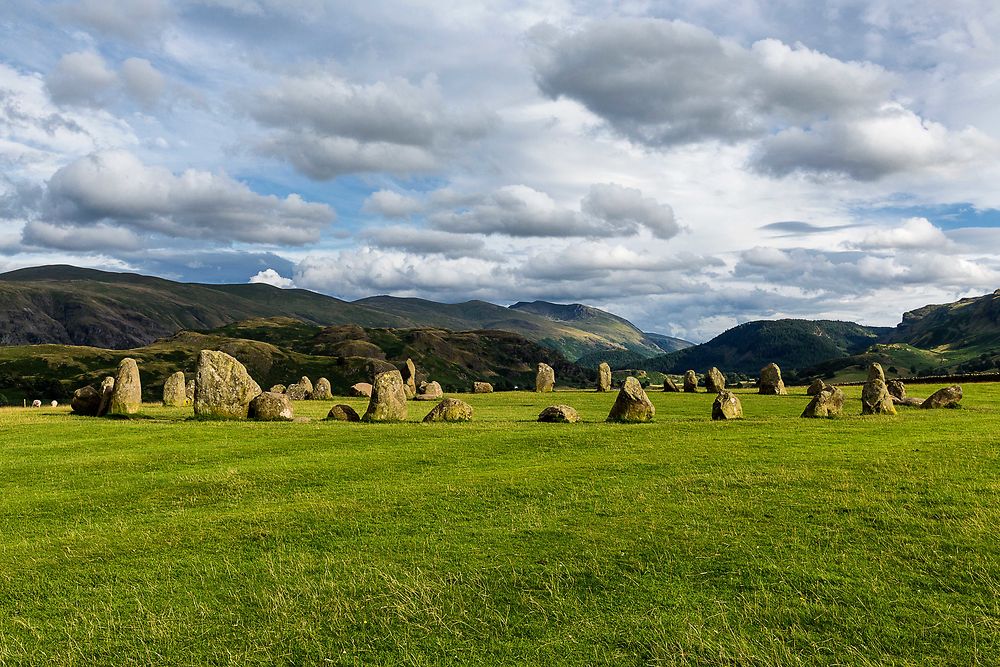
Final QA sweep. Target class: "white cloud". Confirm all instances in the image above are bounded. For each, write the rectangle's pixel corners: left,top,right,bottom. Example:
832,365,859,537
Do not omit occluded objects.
365,225,486,258
362,189,422,218
60,0,173,42
45,51,119,107
854,217,952,250
249,268,295,288
120,58,166,108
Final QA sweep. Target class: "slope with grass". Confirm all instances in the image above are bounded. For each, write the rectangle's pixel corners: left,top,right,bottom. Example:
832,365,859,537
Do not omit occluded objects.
2,385,999,664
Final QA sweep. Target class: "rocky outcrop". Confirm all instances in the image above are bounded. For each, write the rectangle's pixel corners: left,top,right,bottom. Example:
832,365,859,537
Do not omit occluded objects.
705,367,726,393
536,363,555,392
712,391,743,420
248,391,294,421
801,386,846,418
597,363,612,392
362,370,408,422
683,370,698,392
422,398,473,422
326,404,361,421
861,363,896,416
194,350,262,419
108,358,141,416
758,363,787,395
921,385,962,409
606,376,655,423
162,371,187,407
538,405,580,423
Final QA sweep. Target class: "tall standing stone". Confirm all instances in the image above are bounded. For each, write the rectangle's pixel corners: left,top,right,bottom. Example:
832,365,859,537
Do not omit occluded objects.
712,391,743,420
163,371,187,407
861,363,896,415
363,370,408,422
194,350,262,419
758,363,787,395
298,376,314,398
683,370,698,393
108,358,141,416
536,363,555,393
97,376,115,416
185,379,195,404
597,362,612,392
401,359,417,399
312,377,333,401
705,367,726,393
606,376,655,423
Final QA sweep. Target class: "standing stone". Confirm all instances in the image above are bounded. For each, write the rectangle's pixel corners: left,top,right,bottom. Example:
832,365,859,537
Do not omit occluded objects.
285,383,309,400
473,381,494,393
401,359,417,399
887,380,906,401
248,392,294,421
350,382,373,398
536,363,555,393
801,386,846,418
705,367,726,393
806,379,828,396
299,376,314,396
185,379,195,404
683,370,698,393
269,384,286,394
363,370,408,422
71,385,102,416
326,404,361,421
712,391,743,420
415,381,444,401
921,385,963,409
758,363,787,395
312,377,333,401
597,363,612,392
861,363,896,416
538,405,580,423
663,377,680,392
163,371,187,407
108,358,141,416
606,376,655,423
422,398,473,422
97,376,115,416
194,350,262,419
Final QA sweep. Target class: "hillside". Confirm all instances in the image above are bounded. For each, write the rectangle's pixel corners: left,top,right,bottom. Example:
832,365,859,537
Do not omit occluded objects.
889,290,1000,358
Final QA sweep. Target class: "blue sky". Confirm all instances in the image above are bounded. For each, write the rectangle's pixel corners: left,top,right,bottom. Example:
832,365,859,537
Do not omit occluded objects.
2,1,1000,341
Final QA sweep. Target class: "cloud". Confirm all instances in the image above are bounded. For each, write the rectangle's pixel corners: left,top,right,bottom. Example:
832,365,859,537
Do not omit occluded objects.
365,225,485,258
45,52,119,107
249,267,295,288
247,73,494,178
120,58,166,108
853,217,952,250
760,221,856,235
37,150,334,245
59,0,173,42
21,220,143,251
581,183,679,240
362,189,422,218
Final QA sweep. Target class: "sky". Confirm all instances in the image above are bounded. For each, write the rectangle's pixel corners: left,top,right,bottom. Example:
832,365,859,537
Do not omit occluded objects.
2,1,1000,342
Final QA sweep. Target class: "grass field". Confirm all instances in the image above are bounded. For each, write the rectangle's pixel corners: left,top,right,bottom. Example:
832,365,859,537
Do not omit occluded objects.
2,385,999,665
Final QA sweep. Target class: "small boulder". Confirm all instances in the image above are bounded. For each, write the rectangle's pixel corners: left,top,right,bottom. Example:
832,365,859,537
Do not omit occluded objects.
415,380,443,401
285,383,309,400
326,404,361,422
606,376,655,423
663,377,680,392
758,363,787,395
269,384,286,394
806,379,828,396
538,405,580,423
704,367,726,393
248,391,294,421
712,391,743,420
312,377,333,401
801,386,846,418
401,359,417,399
71,385,102,416
473,381,494,393
163,371,187,407
362,370,408,422
108,357,142,416
683,370,698,393
887,380,906,401
422,398,473,423
597,362,612,392
97,376,115,416
861,363,896,416
349,382,373,398
536,363,555,393
921,385,962,409
194,350,262,419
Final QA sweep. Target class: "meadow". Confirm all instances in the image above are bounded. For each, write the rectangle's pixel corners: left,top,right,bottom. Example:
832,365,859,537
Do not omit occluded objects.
1,385,999,665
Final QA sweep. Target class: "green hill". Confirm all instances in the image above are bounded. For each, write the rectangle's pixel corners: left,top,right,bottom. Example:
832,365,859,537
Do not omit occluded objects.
887,290,1000,370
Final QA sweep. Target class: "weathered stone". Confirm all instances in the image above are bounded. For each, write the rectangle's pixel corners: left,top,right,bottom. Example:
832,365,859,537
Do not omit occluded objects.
607,376,655,423
312,377,333,401
163,371,187,407
683,370,698,392
861,363,896,415
298,376,314,396
422,398,473,423
597,362,612,392
71,385,102,416
415,381,443,401
185,379,195,403
97,376,115,416
705,367,726,393
285,383,308,400
758,363,787,395
401,359,417,399
248,391,294,421
108,357,141,416
194,350,262,419
801,386,846,418
921,385,963,409
712,391,743,420
806,379,828,396
536,363,555,392
887,380,906,401
473,381,494,393
538,404,580,423
663,377,680,392
269,384,286,394
362,370,408,422
896,396,924,407
326,404,360,421
349,382,373,398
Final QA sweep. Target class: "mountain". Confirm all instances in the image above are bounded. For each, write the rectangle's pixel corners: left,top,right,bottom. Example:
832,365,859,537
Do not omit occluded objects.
889,290,1000,352
0,266,665,360
645,319,891,377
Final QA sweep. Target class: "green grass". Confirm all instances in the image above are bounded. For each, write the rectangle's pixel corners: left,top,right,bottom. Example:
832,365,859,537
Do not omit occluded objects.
2,386,1000,665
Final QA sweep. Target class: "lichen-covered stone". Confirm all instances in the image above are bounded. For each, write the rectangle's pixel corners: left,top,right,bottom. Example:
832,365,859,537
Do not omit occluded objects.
285,383,308,400
712,391,743,420
312,377,333,401
806,379,828,396
887,380,906,401
194,350,262,419
269,384,286,394
538,405,580,423
683,370,698,392
108,358,141,416
607,376,655,423
415,380,443,401
597,362,612,392
298,376,314,396
326,404,361,421
402,359,417,399
422,398,473,422
185,379,195,403
248,391,294,421
536,363,555,392
861,363,896,415
758,363,787,395
801,386,846,418
97,376,115,416
705,367,726,393
71,385,102,416
921,385,962,409
362,370,408,422
163,371,187,407
473,381,493,393
663,377,680,392
350,382,373,398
